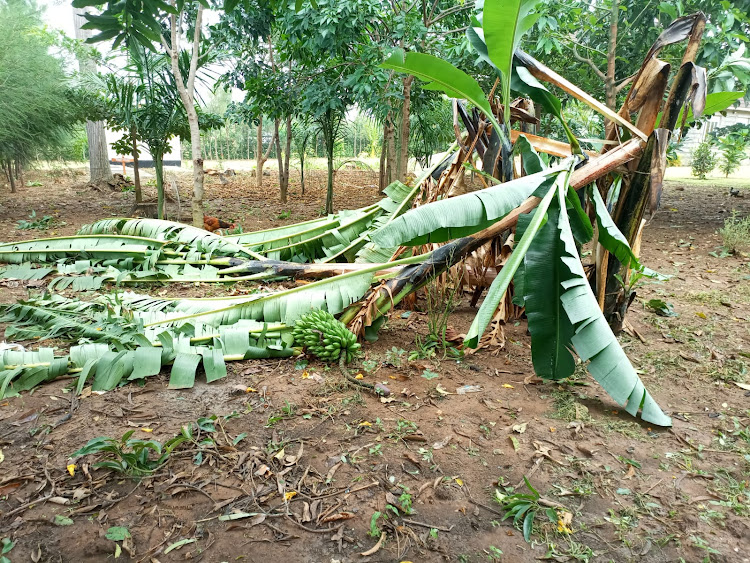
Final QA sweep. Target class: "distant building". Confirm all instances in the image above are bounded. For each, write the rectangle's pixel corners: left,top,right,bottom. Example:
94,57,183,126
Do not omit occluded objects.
678,100,750,164
105,129,182,169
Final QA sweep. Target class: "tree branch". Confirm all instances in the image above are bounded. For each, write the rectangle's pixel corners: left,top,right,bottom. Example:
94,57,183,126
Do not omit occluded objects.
615,73,636,93
186,4,203,96
427,4,472,26
572,43,606,80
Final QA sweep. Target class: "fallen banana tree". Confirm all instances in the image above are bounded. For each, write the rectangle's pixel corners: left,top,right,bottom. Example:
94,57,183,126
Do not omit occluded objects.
1,8,740,427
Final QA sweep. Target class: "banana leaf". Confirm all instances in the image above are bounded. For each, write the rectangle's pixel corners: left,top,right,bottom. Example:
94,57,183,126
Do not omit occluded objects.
371,164,566,247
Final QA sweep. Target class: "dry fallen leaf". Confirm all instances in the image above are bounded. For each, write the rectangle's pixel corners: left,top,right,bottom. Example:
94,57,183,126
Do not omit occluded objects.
512,422,528,434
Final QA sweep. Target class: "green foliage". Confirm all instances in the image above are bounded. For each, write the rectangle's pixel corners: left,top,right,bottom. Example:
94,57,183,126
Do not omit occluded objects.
0,0,80,167
72,430,184,476
0,537,14,563
692,141,717,179
494,477,556,542
717,134,748,178
16,211,54,231
719,211,750,254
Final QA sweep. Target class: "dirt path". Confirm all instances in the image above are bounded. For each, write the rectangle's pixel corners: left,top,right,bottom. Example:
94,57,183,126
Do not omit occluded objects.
0,172,749,562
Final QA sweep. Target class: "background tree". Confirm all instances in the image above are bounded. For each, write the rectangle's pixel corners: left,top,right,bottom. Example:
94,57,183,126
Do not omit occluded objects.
691,141,717,180
0,0,80,192
73,6,113,185
72,0,243,227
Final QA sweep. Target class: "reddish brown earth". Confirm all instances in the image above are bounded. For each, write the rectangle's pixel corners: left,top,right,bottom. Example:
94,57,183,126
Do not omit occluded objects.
0,169,749,562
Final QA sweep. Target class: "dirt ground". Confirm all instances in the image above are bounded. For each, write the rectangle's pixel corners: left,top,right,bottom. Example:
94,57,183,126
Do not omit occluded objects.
1,167,749,563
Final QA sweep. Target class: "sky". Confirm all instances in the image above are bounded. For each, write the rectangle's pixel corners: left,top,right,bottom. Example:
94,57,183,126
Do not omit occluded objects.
40,0,76,37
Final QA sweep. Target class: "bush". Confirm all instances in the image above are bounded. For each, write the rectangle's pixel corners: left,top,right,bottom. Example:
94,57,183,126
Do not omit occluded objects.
719,211,750,254
691,141,716,179
717,136,748,178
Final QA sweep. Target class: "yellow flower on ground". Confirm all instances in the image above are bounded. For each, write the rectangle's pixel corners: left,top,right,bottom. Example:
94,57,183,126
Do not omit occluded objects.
354,373,364,380
284,491,297,501
67,464,76,477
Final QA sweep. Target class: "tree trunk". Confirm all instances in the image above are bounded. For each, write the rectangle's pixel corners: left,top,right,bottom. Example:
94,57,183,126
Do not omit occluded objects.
604,0,619,136
167,2,204,228
7,160,16,193
385,112,396,188
284,116,292,199
255,117,275,189
275,118,287,203
154,154,165,219
398,75,414,182
15,159,24,189
378,122,388,192
73,7,112,185
256,117,265,188
326,142,335,215
131,126,142,203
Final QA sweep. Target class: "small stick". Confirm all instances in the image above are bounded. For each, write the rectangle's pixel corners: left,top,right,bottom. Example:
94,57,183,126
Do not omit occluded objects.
401,518,454,532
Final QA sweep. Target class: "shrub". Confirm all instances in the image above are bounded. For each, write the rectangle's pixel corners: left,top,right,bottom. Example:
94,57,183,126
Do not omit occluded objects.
719,211,750,254
691,141,716,179
717,136,748,178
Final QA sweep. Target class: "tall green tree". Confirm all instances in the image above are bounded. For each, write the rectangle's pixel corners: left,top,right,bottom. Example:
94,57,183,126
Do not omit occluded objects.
72,0,244,227
0,0,79,192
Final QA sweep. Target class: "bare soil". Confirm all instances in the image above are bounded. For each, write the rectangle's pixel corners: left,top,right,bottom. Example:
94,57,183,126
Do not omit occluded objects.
1,169,749,563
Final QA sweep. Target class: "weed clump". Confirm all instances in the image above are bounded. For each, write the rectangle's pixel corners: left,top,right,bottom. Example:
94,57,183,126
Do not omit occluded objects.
719,211,750,254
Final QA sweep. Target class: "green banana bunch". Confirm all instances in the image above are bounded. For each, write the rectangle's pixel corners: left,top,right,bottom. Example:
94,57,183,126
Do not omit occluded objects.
292,309,361,363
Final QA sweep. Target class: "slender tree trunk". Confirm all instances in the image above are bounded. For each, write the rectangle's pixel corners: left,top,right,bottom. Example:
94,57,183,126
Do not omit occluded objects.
7,160,16,193
73,8,112,185
284,116,292,198
15,159,24,188
300,147,306,195
326,142,335,215
379,122,388,192
154,154,165,219
247,126,251,160
131,127,142,203
385,112,396,187
255,117,275,189
398,75,414,182
275,119,287,203
166,2,204,228
604,0,619,136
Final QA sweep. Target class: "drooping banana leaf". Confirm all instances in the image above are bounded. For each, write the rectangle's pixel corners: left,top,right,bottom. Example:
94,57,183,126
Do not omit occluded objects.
381,49,503,138
464,168,566,347
521,196,576,379
371,164,567,247
554,184,671,426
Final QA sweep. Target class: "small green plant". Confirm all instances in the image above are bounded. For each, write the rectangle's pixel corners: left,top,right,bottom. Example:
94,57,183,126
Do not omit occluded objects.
644,298,678,317
368,511,384,537
690,535,721,561
25,180,43,187
16,210,54,230
72,430,186,476
411,272,464,360
277,210,292,220
486,545,503,561
719,211,750,254
494,477,558,542
1,537,14,563
691,141,716,180
384,346,406,367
